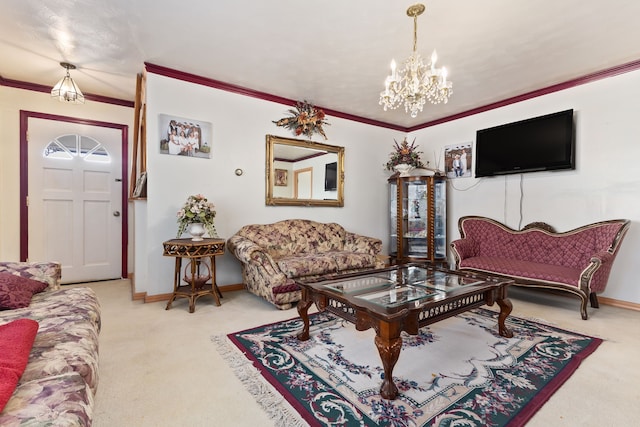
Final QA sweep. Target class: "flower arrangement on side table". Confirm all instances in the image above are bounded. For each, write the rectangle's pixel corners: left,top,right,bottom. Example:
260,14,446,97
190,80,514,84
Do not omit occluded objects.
176,194,217,238
273,100,330,140
385,137,426,172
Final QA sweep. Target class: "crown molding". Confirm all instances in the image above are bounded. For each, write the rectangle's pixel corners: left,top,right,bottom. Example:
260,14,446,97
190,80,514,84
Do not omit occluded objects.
6,58,640,129
144,62,405,131
407,58,640,131
147,58,640,132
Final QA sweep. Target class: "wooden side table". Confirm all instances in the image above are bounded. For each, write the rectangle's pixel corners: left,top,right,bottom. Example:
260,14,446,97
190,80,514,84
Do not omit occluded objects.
163,238,225,313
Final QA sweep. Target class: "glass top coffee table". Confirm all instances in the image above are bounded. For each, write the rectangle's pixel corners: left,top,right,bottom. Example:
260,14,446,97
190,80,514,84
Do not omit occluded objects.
295,264,514,400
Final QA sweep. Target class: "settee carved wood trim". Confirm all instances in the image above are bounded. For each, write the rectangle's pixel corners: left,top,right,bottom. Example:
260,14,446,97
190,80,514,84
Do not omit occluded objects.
451,215,630,320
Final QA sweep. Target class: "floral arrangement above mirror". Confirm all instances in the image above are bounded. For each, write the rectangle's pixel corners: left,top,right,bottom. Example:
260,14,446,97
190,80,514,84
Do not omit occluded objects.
273,100,330,140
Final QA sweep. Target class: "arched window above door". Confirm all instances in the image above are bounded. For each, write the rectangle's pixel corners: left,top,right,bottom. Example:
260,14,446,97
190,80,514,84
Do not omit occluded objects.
43,134,111,163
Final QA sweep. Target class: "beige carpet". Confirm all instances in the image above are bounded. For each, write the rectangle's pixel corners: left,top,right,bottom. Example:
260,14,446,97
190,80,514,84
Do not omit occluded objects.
88,280,640,426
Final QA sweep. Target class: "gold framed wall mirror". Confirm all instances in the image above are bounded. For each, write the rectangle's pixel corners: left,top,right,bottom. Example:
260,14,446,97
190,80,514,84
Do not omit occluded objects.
265,135,344,207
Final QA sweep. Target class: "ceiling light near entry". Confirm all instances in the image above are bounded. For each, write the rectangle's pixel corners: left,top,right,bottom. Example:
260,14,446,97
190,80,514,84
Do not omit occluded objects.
51,62,85,104
379,3,452,118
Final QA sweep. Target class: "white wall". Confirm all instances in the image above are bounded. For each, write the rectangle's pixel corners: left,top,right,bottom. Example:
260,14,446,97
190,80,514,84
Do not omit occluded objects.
0,86,134,263
409,69,640,304
139,73,401,297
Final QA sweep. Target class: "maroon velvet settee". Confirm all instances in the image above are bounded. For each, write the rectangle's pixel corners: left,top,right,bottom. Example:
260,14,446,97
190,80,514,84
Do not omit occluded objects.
450,216,630,319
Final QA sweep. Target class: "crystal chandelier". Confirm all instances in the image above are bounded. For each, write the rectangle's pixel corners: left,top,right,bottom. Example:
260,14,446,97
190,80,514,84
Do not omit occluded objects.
51,62,85,104
379,3,452,118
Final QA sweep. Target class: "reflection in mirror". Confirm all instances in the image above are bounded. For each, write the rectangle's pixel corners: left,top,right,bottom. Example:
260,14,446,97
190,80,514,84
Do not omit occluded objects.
266,135,344,207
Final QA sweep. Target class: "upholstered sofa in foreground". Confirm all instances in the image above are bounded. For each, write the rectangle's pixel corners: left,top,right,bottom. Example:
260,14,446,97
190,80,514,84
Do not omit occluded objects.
0,261,100,425
450,216,630,319
228,219,385,309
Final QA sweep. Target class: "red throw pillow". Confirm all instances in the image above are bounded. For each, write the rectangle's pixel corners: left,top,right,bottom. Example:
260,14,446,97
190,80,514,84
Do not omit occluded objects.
0,319,39,411
0,273,48,310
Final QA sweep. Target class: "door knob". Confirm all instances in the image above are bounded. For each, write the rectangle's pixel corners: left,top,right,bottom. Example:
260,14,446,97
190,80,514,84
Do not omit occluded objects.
113,211,121,217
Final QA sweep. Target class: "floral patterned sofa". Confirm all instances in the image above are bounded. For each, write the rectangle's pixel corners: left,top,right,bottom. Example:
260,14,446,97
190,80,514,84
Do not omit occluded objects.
0,261,100,426
450,216,630,320
227,219,385,309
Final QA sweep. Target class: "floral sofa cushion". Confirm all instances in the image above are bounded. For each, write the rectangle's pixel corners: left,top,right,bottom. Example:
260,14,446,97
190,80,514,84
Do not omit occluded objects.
332,251,381,271
0,373,93,426
0,261,99,425
228,219,385,310
277,253,339,278
0,262,61,291
233,219,347,259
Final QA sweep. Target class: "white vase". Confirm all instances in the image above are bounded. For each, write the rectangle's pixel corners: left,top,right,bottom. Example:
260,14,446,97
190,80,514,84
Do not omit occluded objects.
394,163,414,177
188,223,206,241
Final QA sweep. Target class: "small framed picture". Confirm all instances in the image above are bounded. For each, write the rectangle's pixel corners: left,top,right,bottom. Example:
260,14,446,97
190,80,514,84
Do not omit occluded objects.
445,142,473,179
274,169,288,186
133,172,147,198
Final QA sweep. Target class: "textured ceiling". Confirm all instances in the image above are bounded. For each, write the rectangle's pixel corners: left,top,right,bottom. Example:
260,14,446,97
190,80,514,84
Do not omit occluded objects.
2,0,640,128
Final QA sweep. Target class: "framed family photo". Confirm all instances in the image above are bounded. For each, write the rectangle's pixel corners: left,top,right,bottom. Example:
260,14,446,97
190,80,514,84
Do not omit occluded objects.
445,143,473,179
158,114,212,159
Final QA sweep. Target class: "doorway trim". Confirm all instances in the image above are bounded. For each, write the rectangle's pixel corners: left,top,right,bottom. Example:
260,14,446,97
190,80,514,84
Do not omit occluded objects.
19,110,129,278
294,167,313,199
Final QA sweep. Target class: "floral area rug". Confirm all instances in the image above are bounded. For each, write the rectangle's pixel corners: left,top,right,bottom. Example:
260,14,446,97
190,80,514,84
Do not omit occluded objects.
212,308,601,427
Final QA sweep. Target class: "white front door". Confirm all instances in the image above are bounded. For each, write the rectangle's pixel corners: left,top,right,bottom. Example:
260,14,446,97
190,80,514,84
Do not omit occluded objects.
27,118,123,283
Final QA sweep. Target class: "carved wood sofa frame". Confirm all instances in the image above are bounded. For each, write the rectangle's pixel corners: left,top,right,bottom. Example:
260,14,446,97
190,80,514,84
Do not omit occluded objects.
450,216,630,320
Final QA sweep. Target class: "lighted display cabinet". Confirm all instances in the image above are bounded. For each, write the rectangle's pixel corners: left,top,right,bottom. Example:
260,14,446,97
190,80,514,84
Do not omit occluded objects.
388,174,447,265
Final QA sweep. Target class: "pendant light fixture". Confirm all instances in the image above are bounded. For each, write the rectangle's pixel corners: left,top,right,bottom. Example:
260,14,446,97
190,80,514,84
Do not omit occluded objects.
51,62,85,104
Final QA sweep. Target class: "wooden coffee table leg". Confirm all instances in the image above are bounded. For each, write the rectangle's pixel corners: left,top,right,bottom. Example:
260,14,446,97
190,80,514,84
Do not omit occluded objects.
296,299,313,341
374,333,402,400
496,296,514,338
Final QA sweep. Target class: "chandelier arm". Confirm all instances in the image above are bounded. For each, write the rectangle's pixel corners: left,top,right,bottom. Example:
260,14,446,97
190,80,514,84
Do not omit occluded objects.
413,14,418,53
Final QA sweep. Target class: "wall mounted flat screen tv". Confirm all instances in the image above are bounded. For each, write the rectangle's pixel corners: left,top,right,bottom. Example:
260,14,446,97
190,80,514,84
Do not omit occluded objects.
474,109,575,177
324,162,337,191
